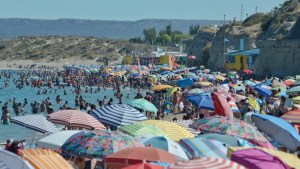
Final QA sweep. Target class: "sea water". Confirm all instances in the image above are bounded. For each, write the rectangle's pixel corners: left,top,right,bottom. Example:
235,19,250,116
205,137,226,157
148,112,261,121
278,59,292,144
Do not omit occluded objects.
0,77,146,144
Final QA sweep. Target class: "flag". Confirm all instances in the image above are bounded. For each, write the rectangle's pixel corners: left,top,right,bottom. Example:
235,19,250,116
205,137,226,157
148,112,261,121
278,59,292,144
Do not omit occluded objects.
224,37,229,43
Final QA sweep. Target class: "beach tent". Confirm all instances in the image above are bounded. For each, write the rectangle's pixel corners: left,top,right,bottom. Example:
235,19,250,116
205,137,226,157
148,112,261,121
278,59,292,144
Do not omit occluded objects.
37,130,85,151
18,149,73,169
91,104,147,128
0,149,34,169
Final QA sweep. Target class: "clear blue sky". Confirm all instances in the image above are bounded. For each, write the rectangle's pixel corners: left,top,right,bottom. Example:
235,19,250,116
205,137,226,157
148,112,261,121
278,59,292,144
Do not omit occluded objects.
0,0,285,21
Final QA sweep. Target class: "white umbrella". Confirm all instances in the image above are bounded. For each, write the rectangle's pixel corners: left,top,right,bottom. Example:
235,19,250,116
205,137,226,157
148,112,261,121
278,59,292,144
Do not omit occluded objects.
37,130,85,151
0,149,34,169
11,115,59,134
138,136,188,161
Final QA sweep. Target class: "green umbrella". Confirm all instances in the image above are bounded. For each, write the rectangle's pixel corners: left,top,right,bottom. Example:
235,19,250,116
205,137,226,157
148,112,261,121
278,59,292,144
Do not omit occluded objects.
127,99,158,113
287,86,300,95
118,123,166,137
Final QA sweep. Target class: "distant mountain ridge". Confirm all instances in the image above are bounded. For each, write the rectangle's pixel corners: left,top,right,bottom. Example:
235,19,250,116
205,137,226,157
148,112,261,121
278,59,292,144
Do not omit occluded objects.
0,18,221,39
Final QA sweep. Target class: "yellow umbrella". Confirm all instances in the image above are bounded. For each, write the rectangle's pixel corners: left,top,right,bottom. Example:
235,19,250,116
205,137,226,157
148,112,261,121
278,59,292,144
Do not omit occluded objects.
18,148,73,169
139,120,194,141
151,85,173,91
112,72,123,76
215,75,226,81
227,147,300,169
291,96,300,104
195,82,213,87
167,87,180,94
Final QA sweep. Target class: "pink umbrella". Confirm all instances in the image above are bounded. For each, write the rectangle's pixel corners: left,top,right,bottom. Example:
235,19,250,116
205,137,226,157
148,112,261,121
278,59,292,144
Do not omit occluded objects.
188,55,196,59
48,110,106,130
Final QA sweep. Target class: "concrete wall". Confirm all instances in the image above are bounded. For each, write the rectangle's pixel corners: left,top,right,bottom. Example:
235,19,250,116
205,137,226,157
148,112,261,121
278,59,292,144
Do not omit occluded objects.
254,39,300,78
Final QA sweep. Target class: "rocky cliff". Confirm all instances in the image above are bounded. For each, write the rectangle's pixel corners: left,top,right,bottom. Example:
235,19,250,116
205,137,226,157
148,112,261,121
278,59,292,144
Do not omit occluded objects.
185,26,218,66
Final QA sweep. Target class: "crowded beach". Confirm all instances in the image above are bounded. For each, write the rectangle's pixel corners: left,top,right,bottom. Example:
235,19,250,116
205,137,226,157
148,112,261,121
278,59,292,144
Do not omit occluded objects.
1,62,300,169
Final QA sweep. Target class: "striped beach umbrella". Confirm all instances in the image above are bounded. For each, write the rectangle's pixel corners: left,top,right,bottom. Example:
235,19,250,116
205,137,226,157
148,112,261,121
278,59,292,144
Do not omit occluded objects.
18,149,73,169
180,138,228,159
173,120,200,136
0,149,34,169
139,120,194,141
118,123,166,137
48,110,106,130
168,158,246,169
91,104,147,128
281,109,300,125
11,115,58,134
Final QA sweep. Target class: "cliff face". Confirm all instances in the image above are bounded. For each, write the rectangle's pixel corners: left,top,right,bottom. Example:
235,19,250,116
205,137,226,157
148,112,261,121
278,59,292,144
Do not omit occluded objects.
207,23,261,70
185,26,218,66
255,39,300,78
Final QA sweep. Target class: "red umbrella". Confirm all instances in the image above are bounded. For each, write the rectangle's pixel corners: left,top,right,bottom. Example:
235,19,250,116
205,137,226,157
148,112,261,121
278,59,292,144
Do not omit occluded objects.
188,55,196,59
122,163,163,169
105,147,177,166
48,110,106,130
211,92,233,117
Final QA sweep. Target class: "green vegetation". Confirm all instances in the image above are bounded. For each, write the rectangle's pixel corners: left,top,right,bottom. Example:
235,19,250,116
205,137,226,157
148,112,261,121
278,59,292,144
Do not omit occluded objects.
189,25,200,35
242,13,268,26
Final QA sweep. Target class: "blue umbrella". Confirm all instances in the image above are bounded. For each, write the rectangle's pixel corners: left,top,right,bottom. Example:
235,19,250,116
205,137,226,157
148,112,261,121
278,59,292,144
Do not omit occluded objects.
176,78,194,88
254,86,272,98
251,114,300,152
185,94,215,110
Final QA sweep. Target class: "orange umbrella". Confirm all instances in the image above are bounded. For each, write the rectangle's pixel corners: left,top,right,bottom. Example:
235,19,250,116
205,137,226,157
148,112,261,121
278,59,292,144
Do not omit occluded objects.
18,149,73,169
121,163,163,169
105,147,177,165
151,85,173,91
284,79,296,86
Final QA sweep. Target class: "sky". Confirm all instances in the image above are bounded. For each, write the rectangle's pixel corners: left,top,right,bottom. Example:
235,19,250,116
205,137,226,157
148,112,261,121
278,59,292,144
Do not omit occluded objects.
0,0,285,21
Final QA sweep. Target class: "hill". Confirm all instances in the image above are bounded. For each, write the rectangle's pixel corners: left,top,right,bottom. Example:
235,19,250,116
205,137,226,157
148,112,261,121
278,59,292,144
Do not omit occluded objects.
0,18,220,39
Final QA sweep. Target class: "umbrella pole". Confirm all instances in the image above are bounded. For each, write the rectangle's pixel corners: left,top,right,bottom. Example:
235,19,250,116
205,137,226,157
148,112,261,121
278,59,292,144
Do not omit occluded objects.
30,132,37,148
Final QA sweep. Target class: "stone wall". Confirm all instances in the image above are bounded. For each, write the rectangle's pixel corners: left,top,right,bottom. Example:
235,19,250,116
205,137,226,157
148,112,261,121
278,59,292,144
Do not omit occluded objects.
254,39,300,78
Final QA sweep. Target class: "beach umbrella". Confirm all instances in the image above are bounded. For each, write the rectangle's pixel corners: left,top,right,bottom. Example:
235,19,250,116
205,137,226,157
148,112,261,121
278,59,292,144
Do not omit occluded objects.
0,149,34,169
179,138,228,159
253,86,272,98
291,80,300,87
62,131,144,159
127,99,158,113
190,116,269,144
105,147,177,166
186,88,204,95
37,130,85,151
11,115,58,134
211,92,234,117
139,120,194,141
151,85,173,91
230,148,290,169
185,94,215,111
244,80,256,87
287,86,300,95
188,55,196,59
18,149,73,169
203,69,210,73
275,91,288,97
91,104,147,128
248,97,261,113
251,114,300,152
167,87,180,95
291,96,300,104
237,69,253,75
48,110,106,130
176,78,194,88
122,163,164,169
228,147,300,169
281,109,300,125
284,79,296,86
270,85,287,91
197,133,243,147
168,158,246,169
139,136,188,160
173,120,200,136
195,81,213,87
118,123,166,137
